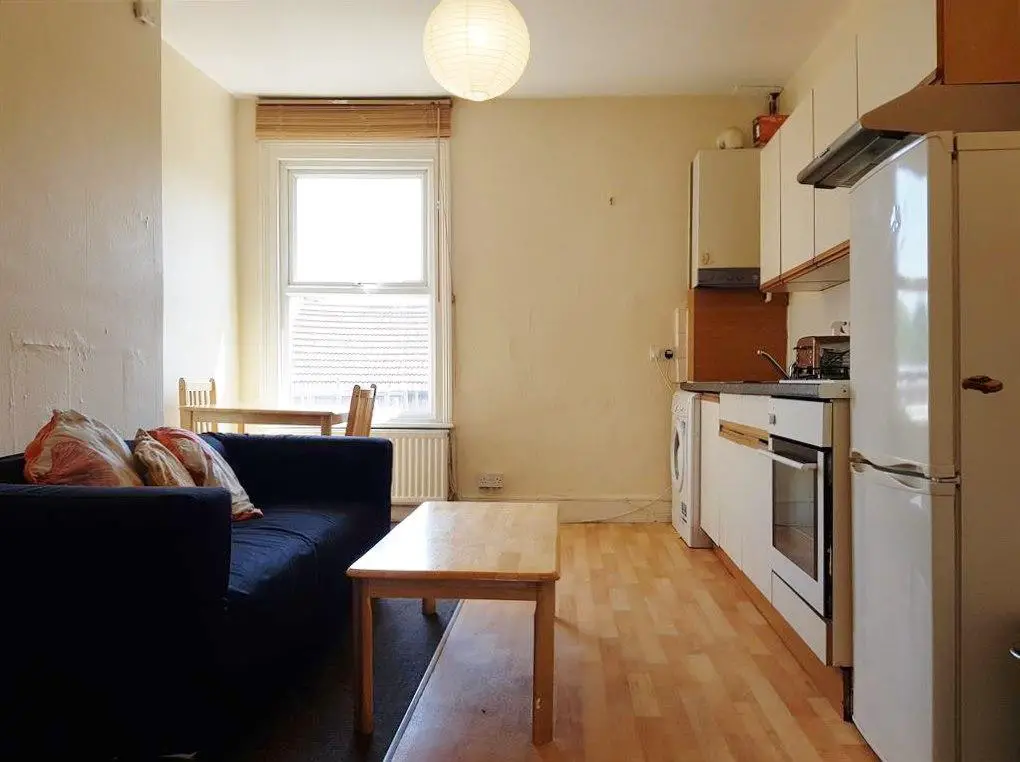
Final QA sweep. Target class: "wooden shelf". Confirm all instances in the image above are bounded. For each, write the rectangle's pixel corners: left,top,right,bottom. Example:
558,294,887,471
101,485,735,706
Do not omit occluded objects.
761,240,849,293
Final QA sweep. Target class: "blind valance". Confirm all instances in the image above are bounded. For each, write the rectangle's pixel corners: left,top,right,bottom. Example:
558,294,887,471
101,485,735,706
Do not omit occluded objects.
255,98,453,140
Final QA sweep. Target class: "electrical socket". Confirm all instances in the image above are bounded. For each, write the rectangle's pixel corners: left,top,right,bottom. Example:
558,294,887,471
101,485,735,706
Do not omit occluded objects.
477,472,504,490
648,346,676,362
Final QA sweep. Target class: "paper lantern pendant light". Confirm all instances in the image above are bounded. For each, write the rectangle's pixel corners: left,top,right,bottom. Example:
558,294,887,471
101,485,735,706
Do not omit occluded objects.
423,0,531,102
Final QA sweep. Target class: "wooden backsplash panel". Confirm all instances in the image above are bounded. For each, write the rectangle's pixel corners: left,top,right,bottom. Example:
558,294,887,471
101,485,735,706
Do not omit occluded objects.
687,289,790,381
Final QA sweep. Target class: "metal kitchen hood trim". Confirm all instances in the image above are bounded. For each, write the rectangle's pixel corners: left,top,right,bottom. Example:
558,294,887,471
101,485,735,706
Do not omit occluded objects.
799,82,1020,189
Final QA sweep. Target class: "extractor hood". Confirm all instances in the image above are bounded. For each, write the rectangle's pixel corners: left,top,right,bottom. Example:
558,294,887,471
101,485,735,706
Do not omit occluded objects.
799,82,1020,189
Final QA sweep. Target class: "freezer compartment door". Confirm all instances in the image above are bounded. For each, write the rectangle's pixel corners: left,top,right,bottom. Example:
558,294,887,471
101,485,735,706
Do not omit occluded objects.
849,135,956,478
852,465,957,762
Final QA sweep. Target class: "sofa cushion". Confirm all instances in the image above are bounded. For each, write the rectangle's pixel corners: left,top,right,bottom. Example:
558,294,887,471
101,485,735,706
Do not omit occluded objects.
150,428,262,521
133,430,196,488
25,410,142,487
223,504,381,670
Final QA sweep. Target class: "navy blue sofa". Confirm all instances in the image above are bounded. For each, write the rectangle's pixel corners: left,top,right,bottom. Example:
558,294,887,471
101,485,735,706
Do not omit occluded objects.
0,433,393,759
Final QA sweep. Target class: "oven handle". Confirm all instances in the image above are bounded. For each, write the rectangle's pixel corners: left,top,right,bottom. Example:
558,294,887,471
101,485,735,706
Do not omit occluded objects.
757,449,818,471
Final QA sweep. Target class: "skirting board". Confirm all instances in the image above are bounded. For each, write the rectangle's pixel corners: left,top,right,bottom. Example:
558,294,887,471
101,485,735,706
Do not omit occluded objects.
394,497,670,524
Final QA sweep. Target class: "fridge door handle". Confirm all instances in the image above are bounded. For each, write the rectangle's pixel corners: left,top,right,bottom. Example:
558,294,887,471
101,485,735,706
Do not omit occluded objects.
850,451,927,478
962,375,1004,394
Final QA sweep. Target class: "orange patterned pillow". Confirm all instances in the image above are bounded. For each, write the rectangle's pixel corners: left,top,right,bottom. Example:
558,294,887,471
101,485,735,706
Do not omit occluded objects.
149,427,262,521
132,429,196,488
24,410,143,487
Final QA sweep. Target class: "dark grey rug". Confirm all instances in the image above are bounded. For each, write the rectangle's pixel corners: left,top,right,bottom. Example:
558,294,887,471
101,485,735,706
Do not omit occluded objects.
215,598,458,762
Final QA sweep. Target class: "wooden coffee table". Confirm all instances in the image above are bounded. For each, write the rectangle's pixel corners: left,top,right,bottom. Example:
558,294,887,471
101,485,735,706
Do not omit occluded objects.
347,501,559,745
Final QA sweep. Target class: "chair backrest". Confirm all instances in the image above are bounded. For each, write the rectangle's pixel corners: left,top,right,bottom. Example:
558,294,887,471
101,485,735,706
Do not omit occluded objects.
345,384,377,437
178,377,218,433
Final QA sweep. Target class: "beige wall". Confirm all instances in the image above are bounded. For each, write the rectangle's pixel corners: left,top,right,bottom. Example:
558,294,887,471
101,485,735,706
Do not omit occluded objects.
235,96,759,519
235,99,261,405
451,97,760,518
161,42,239,424
0,1,163,452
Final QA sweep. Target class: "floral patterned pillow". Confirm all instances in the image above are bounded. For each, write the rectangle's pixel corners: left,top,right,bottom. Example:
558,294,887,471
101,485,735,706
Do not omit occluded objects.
149,427,262,521
24,410,143,487
132,429,196,488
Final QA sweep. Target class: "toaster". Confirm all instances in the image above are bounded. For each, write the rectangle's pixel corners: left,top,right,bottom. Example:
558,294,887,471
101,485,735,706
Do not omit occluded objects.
793,335,850,379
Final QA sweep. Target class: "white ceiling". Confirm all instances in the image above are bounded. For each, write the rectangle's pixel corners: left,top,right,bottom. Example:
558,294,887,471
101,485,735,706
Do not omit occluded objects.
162,0,844,98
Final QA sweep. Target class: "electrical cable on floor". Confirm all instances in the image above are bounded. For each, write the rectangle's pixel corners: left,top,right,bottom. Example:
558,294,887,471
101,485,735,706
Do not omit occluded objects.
575,484,674,524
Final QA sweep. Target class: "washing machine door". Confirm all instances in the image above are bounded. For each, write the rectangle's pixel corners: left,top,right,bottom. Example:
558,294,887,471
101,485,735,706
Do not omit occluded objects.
672,416,687,493
671,411,689,535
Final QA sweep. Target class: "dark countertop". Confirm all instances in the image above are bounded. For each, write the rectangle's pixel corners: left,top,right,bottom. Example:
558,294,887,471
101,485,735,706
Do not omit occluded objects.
680,380,851,400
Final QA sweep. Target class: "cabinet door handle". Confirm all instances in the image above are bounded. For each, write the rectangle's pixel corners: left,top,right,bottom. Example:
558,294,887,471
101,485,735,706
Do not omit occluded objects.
758,449,817,471
768,413,777,425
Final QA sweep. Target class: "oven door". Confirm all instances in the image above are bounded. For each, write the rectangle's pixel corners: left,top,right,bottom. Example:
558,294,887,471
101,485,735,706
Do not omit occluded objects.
763,436,829,616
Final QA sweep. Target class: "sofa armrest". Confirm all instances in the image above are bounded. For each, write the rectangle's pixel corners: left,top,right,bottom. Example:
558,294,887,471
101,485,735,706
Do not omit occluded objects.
0,485,233,755
205,433,393,511
0,484,232,608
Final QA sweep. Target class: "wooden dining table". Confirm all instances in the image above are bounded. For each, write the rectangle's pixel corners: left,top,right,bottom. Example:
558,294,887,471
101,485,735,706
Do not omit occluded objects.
179,405,347,436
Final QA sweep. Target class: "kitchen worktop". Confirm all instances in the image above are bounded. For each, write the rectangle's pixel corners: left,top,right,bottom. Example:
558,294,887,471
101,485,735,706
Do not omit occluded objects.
680,380,851,400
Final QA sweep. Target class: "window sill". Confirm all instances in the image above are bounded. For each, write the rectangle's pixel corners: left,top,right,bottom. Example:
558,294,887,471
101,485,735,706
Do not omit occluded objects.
372,421,454,431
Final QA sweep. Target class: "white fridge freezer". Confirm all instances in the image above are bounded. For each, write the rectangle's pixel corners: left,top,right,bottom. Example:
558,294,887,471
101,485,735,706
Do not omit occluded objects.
850,133,1020,762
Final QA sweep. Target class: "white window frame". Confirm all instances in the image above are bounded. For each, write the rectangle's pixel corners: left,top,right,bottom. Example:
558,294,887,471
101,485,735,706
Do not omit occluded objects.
259,140,452,426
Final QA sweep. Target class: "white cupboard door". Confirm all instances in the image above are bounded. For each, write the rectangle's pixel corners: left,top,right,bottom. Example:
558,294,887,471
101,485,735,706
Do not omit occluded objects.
699,400,721,542
692,149,761,271
779,95,815,273
741,445,773,599
759,136,782,286
717,435,743,567
813,40,857,256
857,0,937,114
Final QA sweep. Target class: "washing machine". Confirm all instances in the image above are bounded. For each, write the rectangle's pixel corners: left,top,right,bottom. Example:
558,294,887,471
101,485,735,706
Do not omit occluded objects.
671,391,713,548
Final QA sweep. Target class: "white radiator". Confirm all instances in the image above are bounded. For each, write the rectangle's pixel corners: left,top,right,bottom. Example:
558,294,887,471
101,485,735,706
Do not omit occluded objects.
375,429,450,505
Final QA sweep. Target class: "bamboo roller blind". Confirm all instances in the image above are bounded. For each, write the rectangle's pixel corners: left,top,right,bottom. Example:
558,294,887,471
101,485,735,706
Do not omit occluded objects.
255,98,452,140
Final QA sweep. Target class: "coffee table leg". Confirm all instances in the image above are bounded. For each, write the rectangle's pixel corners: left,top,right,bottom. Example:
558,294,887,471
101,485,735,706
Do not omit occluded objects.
352,579,374,734
532,581,555,745
421,597,437,616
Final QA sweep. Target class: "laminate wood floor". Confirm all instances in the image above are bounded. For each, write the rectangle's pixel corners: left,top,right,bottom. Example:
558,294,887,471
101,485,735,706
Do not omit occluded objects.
388,523,877,762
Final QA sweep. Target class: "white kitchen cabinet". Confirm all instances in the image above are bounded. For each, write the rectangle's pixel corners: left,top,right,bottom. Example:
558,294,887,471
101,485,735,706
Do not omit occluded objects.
690,149,761,287
717,434,743,567
759,136,782,286
740,444,773,599
721,393,770,432
857,0,938,115
778,94,815,274
813,40,857,256
718,394,773,597
699,398,721,543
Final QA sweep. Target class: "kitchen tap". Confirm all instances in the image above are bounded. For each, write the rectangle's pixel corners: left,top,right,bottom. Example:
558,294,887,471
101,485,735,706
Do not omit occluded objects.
756,349,790,380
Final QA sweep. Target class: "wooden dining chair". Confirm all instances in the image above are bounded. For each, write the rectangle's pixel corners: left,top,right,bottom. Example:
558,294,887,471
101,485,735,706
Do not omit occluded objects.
345,384,377,437
178,377,221,433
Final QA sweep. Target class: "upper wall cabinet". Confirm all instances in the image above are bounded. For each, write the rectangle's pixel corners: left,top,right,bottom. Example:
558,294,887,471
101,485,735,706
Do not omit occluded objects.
813,41,858,256
858,0,937,114
760,137,782,286
943,0,1020,84
690,149,761,287
779,95,815,274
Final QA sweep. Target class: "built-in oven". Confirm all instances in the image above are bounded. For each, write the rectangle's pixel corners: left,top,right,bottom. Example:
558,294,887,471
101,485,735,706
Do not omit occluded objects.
761,400,833,618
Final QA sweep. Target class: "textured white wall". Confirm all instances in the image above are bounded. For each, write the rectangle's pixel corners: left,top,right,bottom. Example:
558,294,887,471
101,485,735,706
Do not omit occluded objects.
161,42,239,424
0,1,164,452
